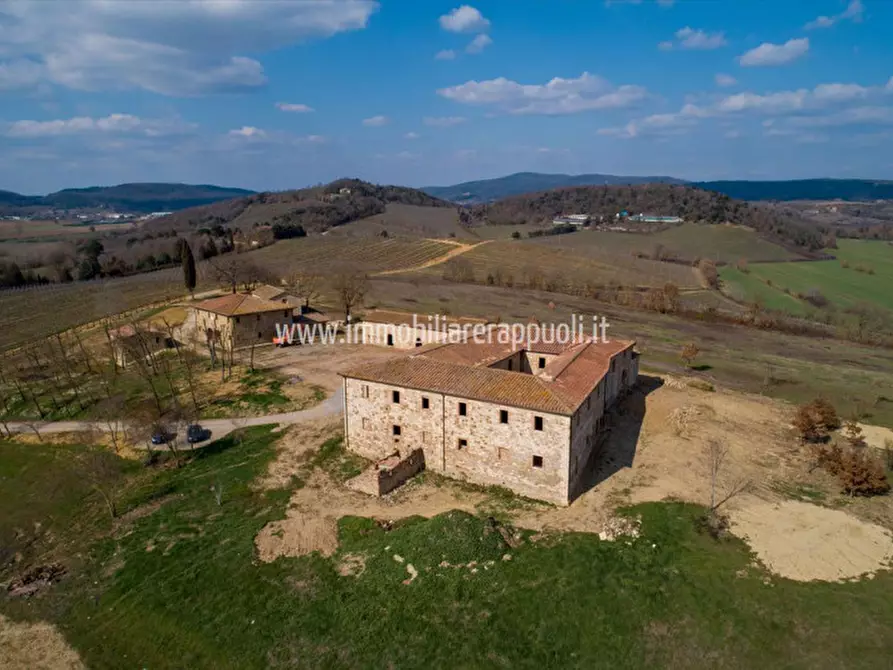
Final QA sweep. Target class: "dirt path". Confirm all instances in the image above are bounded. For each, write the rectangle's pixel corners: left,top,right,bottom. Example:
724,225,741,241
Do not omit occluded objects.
373,239,490,276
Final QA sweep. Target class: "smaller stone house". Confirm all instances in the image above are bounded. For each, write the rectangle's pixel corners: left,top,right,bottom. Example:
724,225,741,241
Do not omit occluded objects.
108,324,177,368
192,293,293,349
357,309,491,349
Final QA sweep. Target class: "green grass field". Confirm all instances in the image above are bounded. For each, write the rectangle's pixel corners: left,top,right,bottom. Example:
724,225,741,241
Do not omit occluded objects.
528,224,799,263
4,429,893,669
721,240,893,315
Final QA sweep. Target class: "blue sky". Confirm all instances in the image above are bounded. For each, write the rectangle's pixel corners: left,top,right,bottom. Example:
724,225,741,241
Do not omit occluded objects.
1,0,892,193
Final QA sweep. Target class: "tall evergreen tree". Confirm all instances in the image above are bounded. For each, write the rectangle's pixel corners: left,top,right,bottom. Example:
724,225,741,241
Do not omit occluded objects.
179,239,197,297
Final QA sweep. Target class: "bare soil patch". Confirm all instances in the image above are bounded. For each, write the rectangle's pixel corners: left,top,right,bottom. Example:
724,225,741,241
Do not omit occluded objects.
731,501,893,582
0,614,85,670
255,417,342,490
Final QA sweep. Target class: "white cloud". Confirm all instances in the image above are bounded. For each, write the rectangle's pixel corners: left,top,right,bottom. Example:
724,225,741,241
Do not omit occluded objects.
887,77,893,92
362,115,389,127
276,102,314,113
435,49,457,60
812,83,869,103
716,90,809,113
739,38,809,67
228,126,266,138
598,103,704,138
466,34,492,54
785,107,893,128
715,73,737,87
439,6,490,33
805,0,863,30
437,72,647,115
0,0,379,96
6,113,194,138
404,131,420,139
423,116,467,127
658,41,674,51
306,135,327,144
674,27,726,50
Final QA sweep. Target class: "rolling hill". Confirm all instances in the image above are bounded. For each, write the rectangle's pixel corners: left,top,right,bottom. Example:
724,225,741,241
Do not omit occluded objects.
466,184,826,252
0,183,256,214
423,172,685,203
152,178,453,236
424,172,893,204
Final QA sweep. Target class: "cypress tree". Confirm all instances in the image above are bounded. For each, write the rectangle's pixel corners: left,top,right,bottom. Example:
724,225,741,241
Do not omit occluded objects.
180,239,197,297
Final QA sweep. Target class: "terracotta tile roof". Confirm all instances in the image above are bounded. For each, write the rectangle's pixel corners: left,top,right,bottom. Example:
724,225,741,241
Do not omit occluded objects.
343,335,636,415
193,293,291,317
344,356,573,415
252,284,288,301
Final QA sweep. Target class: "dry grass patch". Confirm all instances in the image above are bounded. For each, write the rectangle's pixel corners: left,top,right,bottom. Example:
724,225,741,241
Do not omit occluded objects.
0,614,85,670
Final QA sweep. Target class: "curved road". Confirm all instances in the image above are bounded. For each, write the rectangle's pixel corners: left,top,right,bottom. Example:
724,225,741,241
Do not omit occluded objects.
5,387,344,446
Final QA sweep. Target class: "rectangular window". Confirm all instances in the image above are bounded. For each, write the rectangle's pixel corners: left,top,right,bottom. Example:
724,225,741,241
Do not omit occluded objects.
457,438,467,450
392,425,401,436
235,317,240,324
586,396,590,410
422,396,430,409
508,359,513,371
497,447,509,461
458,402,467,416
392,390,400,403
499,409,508,424
257,332,262,339
534,416,544,431
362,385,369,398
422,431,428,443
387,333,394,346
362,417,369,430
538,357,546,369
532,455,544,468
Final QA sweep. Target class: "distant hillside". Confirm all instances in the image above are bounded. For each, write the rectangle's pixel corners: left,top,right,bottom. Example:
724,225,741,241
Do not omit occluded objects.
41,183,256,213
696,179,893,202
423,172,685,203
153,178,452,236
0,190,41,208
0,183,255,215
468,184,826,252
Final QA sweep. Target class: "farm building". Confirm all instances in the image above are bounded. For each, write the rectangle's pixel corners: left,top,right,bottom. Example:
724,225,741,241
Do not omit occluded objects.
108,323,179,368
192,293,293,349
341,335,639,505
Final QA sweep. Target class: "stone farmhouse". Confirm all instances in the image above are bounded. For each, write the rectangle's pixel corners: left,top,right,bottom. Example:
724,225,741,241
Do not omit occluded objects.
341,336,638,505
192,293,293,349
357,309,491,349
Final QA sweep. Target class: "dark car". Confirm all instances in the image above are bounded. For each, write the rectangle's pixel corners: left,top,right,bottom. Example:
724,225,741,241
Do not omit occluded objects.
186,424,210,444
150,428,173,445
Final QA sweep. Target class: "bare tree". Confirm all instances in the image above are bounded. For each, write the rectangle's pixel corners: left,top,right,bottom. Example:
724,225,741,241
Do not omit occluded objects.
95,394,127,454
285,271,323,310
333,271,368,322
704,438,750,533
162,317,200,413
80,449,126,519
211,257,271,294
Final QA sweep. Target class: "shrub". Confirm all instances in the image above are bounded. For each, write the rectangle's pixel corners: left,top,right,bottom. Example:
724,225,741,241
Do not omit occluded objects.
793,398,839,443
680,342,700,368
815,443,890,496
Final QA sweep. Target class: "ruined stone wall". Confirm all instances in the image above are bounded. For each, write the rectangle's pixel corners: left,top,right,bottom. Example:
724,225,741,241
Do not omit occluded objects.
377,448,426,495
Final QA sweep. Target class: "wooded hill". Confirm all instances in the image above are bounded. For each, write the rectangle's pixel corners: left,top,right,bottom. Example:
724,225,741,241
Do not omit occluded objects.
0,183,256,214
466,184,827,252
152,178,452,237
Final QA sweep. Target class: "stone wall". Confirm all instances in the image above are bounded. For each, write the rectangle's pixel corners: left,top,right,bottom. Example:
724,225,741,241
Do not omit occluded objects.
377,448,426,495
343,376,571,505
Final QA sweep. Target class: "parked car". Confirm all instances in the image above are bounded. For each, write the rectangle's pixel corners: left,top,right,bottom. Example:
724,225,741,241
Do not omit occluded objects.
186,424,210,444
150,427,173,445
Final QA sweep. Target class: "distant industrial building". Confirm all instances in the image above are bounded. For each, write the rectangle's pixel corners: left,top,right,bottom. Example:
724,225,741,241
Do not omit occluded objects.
616,212,683,224
552,214,590,226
